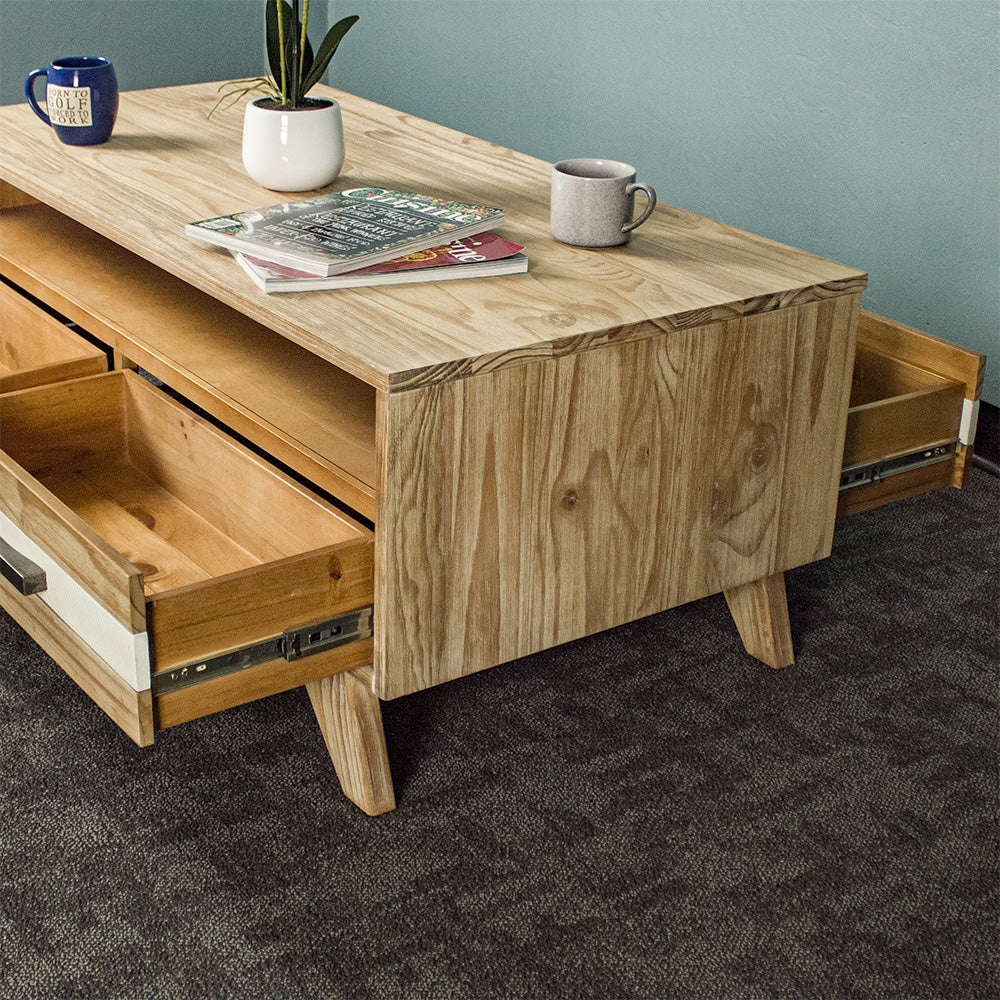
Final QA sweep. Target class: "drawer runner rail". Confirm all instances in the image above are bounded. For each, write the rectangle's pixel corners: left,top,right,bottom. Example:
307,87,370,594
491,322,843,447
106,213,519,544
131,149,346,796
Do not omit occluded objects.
151,605,373,694
840,441,958,491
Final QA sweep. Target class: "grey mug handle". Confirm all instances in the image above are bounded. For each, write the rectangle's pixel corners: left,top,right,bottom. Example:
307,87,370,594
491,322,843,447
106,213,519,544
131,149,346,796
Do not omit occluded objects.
623,182,656,232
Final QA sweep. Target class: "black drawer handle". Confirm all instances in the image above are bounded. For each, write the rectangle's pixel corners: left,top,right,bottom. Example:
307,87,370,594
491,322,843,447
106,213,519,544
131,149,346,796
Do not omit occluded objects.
0,538,48,596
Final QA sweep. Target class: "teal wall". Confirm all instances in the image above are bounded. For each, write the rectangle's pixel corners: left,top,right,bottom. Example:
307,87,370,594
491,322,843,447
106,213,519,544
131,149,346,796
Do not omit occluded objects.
1,0,996,403
331,0,999,405
0,1,262,102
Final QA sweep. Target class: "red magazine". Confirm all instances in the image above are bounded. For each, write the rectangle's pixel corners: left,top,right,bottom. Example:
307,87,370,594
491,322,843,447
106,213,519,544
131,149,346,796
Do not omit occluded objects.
234,232,527,293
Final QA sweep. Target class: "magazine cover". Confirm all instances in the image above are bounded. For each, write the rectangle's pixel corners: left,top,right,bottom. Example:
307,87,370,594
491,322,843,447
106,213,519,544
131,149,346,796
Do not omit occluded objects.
186,187,505,276
235,233,527,292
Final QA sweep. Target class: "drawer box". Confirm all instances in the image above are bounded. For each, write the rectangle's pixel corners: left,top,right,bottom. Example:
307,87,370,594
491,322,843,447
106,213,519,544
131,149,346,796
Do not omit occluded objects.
1,279,106,392
0,370,374,745
838,310,985,516
1,204,377,520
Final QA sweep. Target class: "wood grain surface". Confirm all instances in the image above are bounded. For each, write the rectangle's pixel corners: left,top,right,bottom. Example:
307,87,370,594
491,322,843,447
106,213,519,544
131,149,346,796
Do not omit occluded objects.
2,369,375,674
837,309,986,511
0,280,107,392
156,636,374,730
375,294,861,699
1,202,377,516
147,537,374,673
0,82,869,714
856,310,985,402
723,572,795,670
0,83,866,392
0,454,146,634
837,460,957,518
307,665,395,816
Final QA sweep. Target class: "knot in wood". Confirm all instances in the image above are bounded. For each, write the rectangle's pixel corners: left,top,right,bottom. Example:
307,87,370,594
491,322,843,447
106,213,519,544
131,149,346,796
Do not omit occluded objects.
546,312,577,327
749,442,771,473
125,505,156,530
710,481,724,515
561,489,581,510
748,424,778,474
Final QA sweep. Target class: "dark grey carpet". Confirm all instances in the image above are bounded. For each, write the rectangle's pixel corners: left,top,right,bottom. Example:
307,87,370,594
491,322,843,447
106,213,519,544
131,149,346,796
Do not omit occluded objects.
1,471,997,1000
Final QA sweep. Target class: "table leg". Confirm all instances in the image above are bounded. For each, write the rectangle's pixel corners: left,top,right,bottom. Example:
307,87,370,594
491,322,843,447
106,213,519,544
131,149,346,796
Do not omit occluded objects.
306,665,396,815
723,571,795,669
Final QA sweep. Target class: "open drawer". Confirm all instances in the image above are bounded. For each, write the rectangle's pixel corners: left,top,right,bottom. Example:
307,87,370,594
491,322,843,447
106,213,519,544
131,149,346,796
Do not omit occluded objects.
838,309,986,516
0,370,375,746
1,278,107,392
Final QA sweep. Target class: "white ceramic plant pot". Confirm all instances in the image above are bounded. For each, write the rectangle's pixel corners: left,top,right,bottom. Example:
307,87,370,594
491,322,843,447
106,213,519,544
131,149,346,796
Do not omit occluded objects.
242,97,345,192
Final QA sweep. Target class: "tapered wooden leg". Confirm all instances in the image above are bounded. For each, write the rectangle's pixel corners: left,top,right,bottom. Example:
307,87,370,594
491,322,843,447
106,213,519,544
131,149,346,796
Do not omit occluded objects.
306,665,396,815
723,571,795,669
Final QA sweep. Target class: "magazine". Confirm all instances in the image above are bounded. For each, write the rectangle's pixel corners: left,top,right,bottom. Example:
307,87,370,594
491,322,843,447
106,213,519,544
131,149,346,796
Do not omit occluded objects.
235,233,527,292
186,187,505,277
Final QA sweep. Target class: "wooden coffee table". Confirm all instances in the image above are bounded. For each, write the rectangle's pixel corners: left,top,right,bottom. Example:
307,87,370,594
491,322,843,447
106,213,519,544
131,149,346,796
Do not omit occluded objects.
0,82,874,814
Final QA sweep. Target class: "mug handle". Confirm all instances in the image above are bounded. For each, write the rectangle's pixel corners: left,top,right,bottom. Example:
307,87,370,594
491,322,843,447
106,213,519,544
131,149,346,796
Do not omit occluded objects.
25,68,52,126
623,182,657,233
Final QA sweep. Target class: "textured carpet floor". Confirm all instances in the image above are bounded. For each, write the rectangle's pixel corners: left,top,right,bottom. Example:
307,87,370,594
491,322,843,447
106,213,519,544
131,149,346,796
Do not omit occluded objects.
1,470,997,999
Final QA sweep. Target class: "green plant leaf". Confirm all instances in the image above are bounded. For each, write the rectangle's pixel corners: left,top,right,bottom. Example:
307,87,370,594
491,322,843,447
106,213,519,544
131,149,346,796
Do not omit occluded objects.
207,77,274,118
265,0,314,105
300,15,359,96
298,34,316,98
265,0,286,98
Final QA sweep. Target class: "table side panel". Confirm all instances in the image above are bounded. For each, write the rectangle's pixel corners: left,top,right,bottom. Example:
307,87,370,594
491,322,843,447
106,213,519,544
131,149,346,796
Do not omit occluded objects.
374,293,861,699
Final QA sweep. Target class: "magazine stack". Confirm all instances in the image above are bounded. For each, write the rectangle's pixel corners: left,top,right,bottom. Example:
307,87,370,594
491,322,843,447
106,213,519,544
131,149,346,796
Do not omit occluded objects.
185,186,526,293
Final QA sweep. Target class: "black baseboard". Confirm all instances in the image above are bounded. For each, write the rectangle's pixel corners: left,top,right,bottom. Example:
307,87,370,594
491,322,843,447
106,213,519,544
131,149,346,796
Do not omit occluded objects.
974,400,999,476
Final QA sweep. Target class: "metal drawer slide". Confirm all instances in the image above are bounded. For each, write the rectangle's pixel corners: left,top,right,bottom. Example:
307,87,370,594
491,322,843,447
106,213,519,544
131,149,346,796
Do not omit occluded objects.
151,605,373,694
839,441,958,491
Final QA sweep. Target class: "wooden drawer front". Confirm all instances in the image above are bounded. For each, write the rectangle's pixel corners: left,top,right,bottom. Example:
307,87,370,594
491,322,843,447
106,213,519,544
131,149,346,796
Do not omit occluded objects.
0,279,106,392
839,310,985,515
0,370,374,743
0,504,150,685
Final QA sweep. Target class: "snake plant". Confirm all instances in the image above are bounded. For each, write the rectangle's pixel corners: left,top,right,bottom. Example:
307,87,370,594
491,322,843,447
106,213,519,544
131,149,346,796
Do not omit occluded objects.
214,0,359,113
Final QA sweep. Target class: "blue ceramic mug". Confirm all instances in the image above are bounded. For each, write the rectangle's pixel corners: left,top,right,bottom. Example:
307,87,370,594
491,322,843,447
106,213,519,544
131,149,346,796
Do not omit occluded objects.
25,57,118,145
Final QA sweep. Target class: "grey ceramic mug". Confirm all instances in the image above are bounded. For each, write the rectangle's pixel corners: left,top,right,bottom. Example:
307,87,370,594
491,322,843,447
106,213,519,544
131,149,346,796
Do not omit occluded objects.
550,158,657,247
